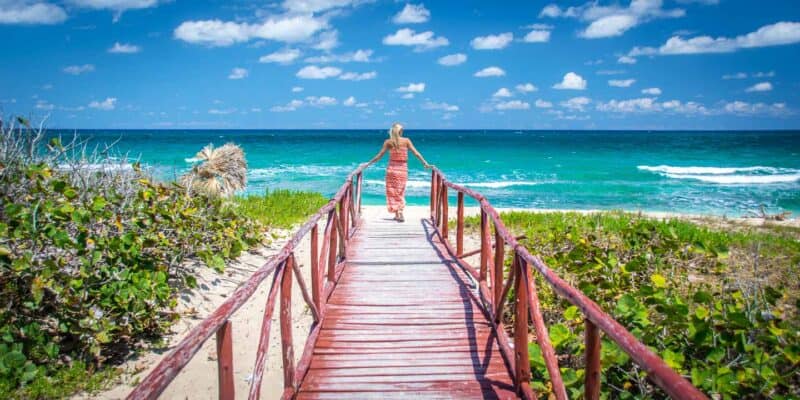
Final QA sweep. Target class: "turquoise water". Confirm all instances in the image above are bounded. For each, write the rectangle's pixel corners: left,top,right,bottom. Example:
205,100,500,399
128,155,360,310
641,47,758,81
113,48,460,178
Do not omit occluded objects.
51,130,800,216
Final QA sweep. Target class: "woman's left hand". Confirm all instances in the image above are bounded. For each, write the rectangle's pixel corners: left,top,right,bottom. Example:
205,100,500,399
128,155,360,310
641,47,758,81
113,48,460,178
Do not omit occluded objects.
424,163,434,170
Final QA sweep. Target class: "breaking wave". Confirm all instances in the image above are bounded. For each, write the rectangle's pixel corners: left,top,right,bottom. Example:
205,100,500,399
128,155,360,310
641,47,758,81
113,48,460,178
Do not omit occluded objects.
639,165,800,185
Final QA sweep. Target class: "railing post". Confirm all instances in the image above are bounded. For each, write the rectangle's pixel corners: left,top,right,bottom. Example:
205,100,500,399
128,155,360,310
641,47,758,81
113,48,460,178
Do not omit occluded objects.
310,224,320,312
281,255,295,396
441,184,448,239
430,171,437,222
585,320,601,400
493,229,504,305
328,213,338,283
456,192,464,256
480,210,489,282
527,263,568,400
216,320,235,400
357,172,363,216
514,253,533,398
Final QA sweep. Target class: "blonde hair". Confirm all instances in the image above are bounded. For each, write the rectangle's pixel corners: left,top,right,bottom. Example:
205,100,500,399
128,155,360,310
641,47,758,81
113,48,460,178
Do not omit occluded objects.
389,123,403,148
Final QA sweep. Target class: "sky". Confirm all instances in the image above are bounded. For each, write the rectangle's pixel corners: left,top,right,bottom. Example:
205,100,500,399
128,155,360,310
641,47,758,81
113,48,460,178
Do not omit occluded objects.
1,0,800,130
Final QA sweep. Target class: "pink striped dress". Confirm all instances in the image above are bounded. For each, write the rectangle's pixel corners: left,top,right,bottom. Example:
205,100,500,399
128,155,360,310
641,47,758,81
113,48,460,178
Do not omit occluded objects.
385,145,408,212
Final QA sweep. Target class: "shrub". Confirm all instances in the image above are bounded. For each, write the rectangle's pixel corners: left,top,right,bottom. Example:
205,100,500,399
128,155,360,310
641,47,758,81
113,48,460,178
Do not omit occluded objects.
234,189,328,229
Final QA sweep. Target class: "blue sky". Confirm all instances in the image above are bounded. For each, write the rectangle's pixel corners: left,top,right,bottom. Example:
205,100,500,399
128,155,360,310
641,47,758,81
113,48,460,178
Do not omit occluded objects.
1,0,799,130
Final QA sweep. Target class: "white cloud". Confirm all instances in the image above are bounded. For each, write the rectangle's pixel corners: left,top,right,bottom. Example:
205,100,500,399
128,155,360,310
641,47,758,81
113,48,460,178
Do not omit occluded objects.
516,83,537,93
722,72,747,80
422,101,459,112
338,71,377,81
174,14,327,47
609,79,635,87
493,88,513,98
281,0,356,13
617,55,637,64
723,101,787,115
305,49,373,63
627,22,800,58
745,82,773,92
396,82,425,93
296,65,342,79
382,28,449,51
343,96,356,106
539,1,685,39
597,69,625,75
642,87,662,95
260,48,301,64
228,67,248,79
523,30,550,43
0,2,67,25
553,72,587,90
753,71,775,78
597,97,658,113
471,33,513,50
63,64,95,75
495,100,529,110
305,96,338,106
561,96,591,111
108,42,140,53
438,53,467,66
393,3,430,24
88,97,117,110
401,93,414,99
535,99,553,108
291,86,304,92
68,0,160,21
474,66,505,77
208,108,237,115
271,99,304,112
313,30,339,51
35,99,54,110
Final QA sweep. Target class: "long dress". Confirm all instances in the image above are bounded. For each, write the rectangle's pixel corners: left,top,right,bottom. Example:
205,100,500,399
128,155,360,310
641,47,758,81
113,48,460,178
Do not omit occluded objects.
385,145,408,213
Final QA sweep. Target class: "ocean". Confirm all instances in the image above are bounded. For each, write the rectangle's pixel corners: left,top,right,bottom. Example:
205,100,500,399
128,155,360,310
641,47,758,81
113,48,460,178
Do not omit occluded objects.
49,129,800,216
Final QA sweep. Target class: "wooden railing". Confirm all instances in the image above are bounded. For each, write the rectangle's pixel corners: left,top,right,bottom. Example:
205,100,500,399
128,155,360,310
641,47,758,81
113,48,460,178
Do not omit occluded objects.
429,167,708,400
127,164,367,400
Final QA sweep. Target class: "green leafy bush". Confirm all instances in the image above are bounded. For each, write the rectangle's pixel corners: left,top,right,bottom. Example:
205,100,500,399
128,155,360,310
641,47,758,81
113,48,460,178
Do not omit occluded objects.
234,189,328,229
0,121,262,396
466,211,800,399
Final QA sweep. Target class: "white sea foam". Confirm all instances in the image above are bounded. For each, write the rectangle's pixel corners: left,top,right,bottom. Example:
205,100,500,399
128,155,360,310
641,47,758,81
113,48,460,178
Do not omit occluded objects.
665,173,800,184
364,179,540,189
638,165,779,175
185,157,202,163
249,164,359,179
57,162,134,172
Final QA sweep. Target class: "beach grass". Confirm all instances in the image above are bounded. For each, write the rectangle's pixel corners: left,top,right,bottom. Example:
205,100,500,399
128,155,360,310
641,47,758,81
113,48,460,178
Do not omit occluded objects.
462,210,800,399
233,189,329,229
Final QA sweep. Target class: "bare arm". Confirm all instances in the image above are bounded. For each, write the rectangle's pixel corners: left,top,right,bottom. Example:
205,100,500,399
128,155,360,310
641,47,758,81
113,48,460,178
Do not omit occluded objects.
367,140,390,165
406,139,432,169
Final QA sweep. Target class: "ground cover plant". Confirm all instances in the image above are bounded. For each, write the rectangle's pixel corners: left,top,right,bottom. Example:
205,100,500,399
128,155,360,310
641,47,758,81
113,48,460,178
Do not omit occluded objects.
464,211,800,399
234,189,329,229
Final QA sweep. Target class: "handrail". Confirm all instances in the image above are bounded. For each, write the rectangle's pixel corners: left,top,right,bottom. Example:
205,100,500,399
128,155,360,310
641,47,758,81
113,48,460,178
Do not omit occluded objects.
128,163,368,400
429,166,708,400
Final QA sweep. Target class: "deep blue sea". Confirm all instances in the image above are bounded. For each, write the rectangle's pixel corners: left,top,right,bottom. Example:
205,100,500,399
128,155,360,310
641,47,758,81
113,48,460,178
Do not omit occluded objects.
49,130,800,216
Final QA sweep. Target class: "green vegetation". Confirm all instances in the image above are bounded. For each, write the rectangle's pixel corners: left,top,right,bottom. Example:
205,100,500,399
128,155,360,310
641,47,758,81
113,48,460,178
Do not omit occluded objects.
234,189,328,229
0,120,267,398
464,211,800,399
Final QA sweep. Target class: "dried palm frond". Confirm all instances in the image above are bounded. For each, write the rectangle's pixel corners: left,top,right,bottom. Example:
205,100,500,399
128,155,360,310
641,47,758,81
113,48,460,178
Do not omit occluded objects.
181,143,247,197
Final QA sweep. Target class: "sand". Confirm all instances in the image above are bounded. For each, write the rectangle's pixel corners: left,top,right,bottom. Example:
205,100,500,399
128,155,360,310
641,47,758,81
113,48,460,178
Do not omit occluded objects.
87,204,796,399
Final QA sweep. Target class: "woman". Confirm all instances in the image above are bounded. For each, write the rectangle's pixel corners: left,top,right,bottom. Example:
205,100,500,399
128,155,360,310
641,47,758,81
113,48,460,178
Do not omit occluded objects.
367,123,432,222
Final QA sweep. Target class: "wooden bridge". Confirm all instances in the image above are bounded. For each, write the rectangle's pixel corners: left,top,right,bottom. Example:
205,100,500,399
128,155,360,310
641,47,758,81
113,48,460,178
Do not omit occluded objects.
128,164,708,400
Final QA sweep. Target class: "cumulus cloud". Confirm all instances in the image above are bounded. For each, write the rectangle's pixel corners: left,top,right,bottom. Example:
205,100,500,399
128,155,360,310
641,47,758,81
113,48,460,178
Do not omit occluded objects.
617,55,637,64
495,100,530,110
540,0,685,39
438,53,467,66
474,66,505,77
63,64,95,75
392,3,430,24
174,14,327,47
338,71,377,81
523,30,551,43
516,83,537,93
493,88,513,98
343,96,356,106
422,101,459,112
228,67,248,79
382,28,449,51
259,48,301,64
271,99,304,112
88,97,117,110
722,72,747,80
68,0,161,21
35,99,54,110
108,42,140,53
291,86,304,92
745,82,773,92
609,78,635,87
0,1,67,25
642,87,662,95
281,0,357,13
313,30,339,51
471,33,513,50
396,82,426,93
535,99,553,108
596,97,710,115
296,65,342,79
627,21,800,58
560,96,591,111
723,101,787,116
553,72,587,90
305,49,373,63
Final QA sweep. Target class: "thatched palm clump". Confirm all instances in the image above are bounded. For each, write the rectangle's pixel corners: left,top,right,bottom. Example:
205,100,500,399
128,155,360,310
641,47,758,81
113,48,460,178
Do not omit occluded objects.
181,143,247,197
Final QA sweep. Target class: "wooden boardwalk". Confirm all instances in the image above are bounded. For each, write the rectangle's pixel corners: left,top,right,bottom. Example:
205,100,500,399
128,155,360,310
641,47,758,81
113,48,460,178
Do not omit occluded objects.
295,213,518,399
